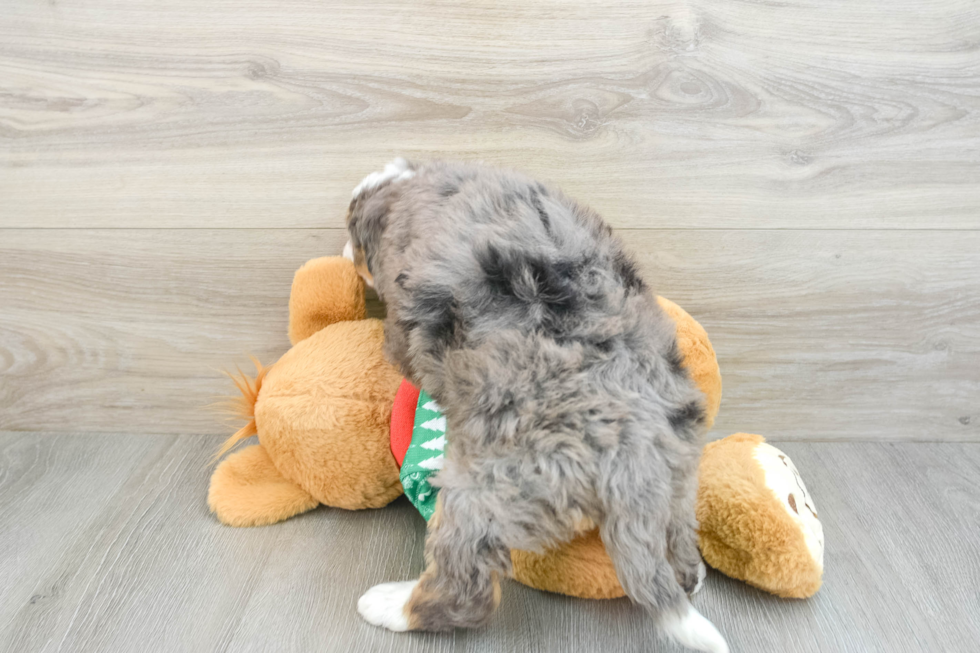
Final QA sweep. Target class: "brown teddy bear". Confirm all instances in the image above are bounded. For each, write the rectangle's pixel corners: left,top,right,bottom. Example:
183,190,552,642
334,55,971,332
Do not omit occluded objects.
208,256,823,600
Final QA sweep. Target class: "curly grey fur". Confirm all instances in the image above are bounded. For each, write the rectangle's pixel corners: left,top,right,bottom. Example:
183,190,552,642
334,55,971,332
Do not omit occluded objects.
348,160,711,633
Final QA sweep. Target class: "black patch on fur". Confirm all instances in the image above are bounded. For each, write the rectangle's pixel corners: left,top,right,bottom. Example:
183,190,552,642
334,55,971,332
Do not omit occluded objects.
478,245,578,317
478,246,517,298
440,184,459,198
592,338,614,353
530,260,576,315
613,252,646,293
395,272,409,288
551,257,579,282
666,340,685,376
412,284,463,356
668,400,706,432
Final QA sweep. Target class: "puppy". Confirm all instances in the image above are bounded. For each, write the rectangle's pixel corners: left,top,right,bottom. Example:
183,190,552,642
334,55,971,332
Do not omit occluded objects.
346,159,727,653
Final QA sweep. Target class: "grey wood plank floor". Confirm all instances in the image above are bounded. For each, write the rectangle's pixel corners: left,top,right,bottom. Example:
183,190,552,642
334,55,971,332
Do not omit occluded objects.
1,433,977,653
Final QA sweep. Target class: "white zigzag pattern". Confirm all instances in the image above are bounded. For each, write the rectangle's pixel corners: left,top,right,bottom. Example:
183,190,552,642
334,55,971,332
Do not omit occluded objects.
422,400,442,412
417,455,444,470
421,435,446,451
421,416,446,432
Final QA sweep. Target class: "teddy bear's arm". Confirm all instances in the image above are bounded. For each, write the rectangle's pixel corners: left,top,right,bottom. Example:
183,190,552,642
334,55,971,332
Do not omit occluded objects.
288,257,367,345
208,444,319,526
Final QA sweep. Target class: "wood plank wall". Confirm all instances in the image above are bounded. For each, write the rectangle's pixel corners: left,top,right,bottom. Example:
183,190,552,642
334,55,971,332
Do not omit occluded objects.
2,0,978,440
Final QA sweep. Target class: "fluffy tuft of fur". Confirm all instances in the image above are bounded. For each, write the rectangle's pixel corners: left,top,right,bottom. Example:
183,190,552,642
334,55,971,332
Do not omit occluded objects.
661,603,730,653
213,357,268,461
358,581,417,631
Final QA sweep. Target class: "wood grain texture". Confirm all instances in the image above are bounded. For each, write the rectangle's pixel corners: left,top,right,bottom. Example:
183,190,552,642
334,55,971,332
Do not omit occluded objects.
1,433,978,652
0,229,349,434
3,229,978,440
1,0,979,439
2,0,979,228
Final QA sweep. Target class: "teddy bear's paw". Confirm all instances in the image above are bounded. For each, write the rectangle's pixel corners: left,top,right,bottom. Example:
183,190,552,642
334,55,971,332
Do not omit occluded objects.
357,580,418,632
661,603,729,653
352,157,415,199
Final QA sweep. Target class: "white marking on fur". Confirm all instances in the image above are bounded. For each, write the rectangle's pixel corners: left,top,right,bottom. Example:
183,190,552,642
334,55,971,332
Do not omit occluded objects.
357,580,417,632
692,560,706,595
342,240,354,262
662,603,729,653
352,157,413,198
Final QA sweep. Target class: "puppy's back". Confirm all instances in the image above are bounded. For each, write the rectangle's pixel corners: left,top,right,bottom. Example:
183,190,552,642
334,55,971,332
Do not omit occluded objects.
347,161,699,426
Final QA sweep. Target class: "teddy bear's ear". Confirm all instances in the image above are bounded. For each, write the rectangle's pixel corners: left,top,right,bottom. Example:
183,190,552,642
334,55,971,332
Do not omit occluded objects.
288,257,367,345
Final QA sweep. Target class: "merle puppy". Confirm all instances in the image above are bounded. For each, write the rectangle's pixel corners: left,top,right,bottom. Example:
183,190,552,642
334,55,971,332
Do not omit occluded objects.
346,159,727,653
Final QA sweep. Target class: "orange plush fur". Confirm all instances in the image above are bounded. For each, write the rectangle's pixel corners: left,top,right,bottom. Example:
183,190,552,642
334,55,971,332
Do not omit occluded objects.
208,258,404,526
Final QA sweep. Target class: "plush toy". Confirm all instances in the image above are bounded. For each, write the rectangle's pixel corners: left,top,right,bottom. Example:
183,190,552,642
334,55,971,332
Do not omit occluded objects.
208,256,822,600
697,433,824,598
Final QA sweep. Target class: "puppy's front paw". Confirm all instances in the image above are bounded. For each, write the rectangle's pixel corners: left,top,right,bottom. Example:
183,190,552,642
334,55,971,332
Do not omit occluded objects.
357,580,418,632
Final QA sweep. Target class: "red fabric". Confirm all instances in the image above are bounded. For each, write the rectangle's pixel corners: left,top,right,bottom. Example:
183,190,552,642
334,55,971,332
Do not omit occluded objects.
390,379,420,467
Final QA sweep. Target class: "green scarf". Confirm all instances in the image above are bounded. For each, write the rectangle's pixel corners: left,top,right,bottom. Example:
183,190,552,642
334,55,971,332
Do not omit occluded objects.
399,390,446,520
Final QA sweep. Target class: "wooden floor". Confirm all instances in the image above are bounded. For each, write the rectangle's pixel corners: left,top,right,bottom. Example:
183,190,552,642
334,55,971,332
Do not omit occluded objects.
0,433,977,653
2,0,979,441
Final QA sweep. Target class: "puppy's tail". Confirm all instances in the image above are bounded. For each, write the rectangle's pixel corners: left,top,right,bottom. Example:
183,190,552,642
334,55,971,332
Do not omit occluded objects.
661,601,729,653
212,357,269,462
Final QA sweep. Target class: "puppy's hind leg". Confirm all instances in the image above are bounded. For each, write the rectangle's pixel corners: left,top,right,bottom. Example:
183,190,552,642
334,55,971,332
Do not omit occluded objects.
358,487,510,632
667,461,707,595
599,456,728,653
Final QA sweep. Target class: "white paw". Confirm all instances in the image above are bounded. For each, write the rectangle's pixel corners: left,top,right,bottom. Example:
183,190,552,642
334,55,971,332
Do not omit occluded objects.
662,603,729,653
352,157,415,199
357,580,418,632
342,239,354,262
691,560,706,595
